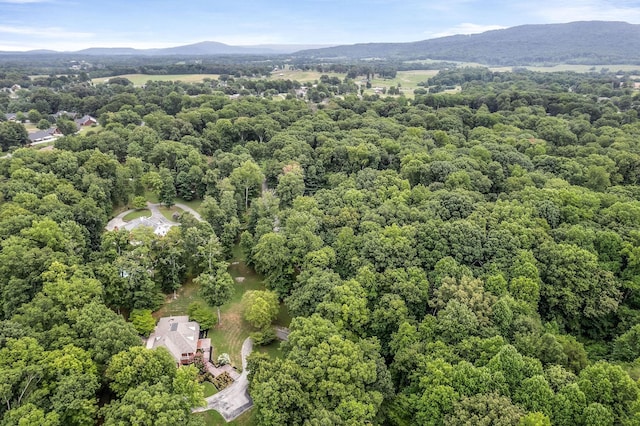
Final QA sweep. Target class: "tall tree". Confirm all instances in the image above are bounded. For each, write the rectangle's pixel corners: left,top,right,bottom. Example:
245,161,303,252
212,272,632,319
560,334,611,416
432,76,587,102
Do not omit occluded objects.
196,265,234,325
159,168,176,208
230,160,264,210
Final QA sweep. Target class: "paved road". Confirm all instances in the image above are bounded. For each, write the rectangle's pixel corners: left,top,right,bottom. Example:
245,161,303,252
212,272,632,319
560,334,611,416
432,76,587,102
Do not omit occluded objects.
105,208,135,231
193,338,254,421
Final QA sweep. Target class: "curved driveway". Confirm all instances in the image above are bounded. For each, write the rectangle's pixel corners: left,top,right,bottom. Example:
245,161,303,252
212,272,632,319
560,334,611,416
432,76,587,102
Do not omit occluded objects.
107,202,255,420
193,338,254,421
106,202,199,231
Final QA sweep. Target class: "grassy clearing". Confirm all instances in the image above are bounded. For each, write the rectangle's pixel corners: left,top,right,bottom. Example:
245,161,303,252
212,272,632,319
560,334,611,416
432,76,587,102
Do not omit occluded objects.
257,340,285,360
143,190,160,204
196,408,256,426
79,124,101,134
122,209,151,221
153,278,204,319
211,247,265,368
275,302,291,327
176,198,204,214
36,141,56,149
270,69,438,98
365,70,439,98
153,243,289,369
269,69,344,83
202,381,218,398
159,205,183,221
92,73,220,86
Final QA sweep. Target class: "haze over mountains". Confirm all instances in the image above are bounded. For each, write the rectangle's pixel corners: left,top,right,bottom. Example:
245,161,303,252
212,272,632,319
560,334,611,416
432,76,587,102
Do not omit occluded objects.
296,21,640,65
0,42,332,56
1,21,639,65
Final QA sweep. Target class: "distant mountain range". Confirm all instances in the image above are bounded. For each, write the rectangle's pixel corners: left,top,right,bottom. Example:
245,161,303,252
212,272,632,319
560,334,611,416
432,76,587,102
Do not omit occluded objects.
0,42,332,56
295,21,640,65
1,21,639,65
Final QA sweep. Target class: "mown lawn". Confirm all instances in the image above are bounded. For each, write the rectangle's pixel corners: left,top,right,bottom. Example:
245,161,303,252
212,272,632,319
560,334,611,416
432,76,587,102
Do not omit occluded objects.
269,69,345,83
196,408,256,426
256,340,285,360
210,246,265,368
122,209,151,221
153,278,204,319
143,190,159,204
158,205,183,221
176,198,204,214
202,381,218,398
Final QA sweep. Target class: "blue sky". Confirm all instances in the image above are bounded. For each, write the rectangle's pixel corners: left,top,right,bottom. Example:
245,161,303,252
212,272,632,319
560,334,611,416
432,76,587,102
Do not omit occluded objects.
1,0,640,51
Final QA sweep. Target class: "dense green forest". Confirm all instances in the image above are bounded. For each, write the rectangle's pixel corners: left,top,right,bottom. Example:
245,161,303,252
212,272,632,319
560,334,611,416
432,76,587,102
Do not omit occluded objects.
1,66,640,425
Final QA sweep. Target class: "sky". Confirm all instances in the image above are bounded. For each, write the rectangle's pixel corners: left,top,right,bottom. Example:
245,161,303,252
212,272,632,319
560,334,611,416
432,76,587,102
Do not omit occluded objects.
1,0,640,51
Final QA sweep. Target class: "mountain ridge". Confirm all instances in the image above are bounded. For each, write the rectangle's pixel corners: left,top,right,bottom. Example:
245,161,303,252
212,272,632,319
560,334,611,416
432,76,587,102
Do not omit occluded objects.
1,21,639,65
295,21,640,65
0,41,333,56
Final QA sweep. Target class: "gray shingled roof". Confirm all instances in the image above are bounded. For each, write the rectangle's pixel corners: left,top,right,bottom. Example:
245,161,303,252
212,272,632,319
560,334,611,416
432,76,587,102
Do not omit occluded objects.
146,316,200,363
28,127,56,142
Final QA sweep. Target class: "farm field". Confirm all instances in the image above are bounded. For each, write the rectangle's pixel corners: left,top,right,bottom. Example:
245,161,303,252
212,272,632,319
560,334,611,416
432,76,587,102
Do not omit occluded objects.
269,69,344,82
92,73,220,85
89,64,640,100
487,64,640,73
365,70,440,97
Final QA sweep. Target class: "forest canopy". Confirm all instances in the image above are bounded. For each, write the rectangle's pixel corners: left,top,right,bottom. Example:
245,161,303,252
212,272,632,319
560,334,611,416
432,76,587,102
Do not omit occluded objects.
1,65,640,425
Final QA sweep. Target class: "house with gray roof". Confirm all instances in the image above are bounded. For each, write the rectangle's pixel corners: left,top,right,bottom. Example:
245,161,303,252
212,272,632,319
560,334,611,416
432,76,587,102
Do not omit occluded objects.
146,316,211,365
75,114,97,126
52,111,78,120
28,127,57,143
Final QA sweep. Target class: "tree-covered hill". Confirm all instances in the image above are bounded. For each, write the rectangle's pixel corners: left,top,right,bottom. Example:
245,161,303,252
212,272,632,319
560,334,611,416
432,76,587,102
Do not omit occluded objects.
2,66,640,424
295,21,640,65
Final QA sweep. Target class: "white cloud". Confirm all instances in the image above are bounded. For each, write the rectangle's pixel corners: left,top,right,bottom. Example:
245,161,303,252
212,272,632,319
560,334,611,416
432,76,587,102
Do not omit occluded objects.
0,25,93,38
522,0,640,23
427,23,507,38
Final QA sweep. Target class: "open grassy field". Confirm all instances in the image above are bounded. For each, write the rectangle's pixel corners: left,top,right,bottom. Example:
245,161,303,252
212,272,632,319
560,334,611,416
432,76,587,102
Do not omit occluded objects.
175,198,203,213
158,205,183,221
484,64,640,73
269,69,344,83
366,70,439,98
196,408,256,426
144,190,160,204
92,73,220,86
122,209,151,221
153,278,203,319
